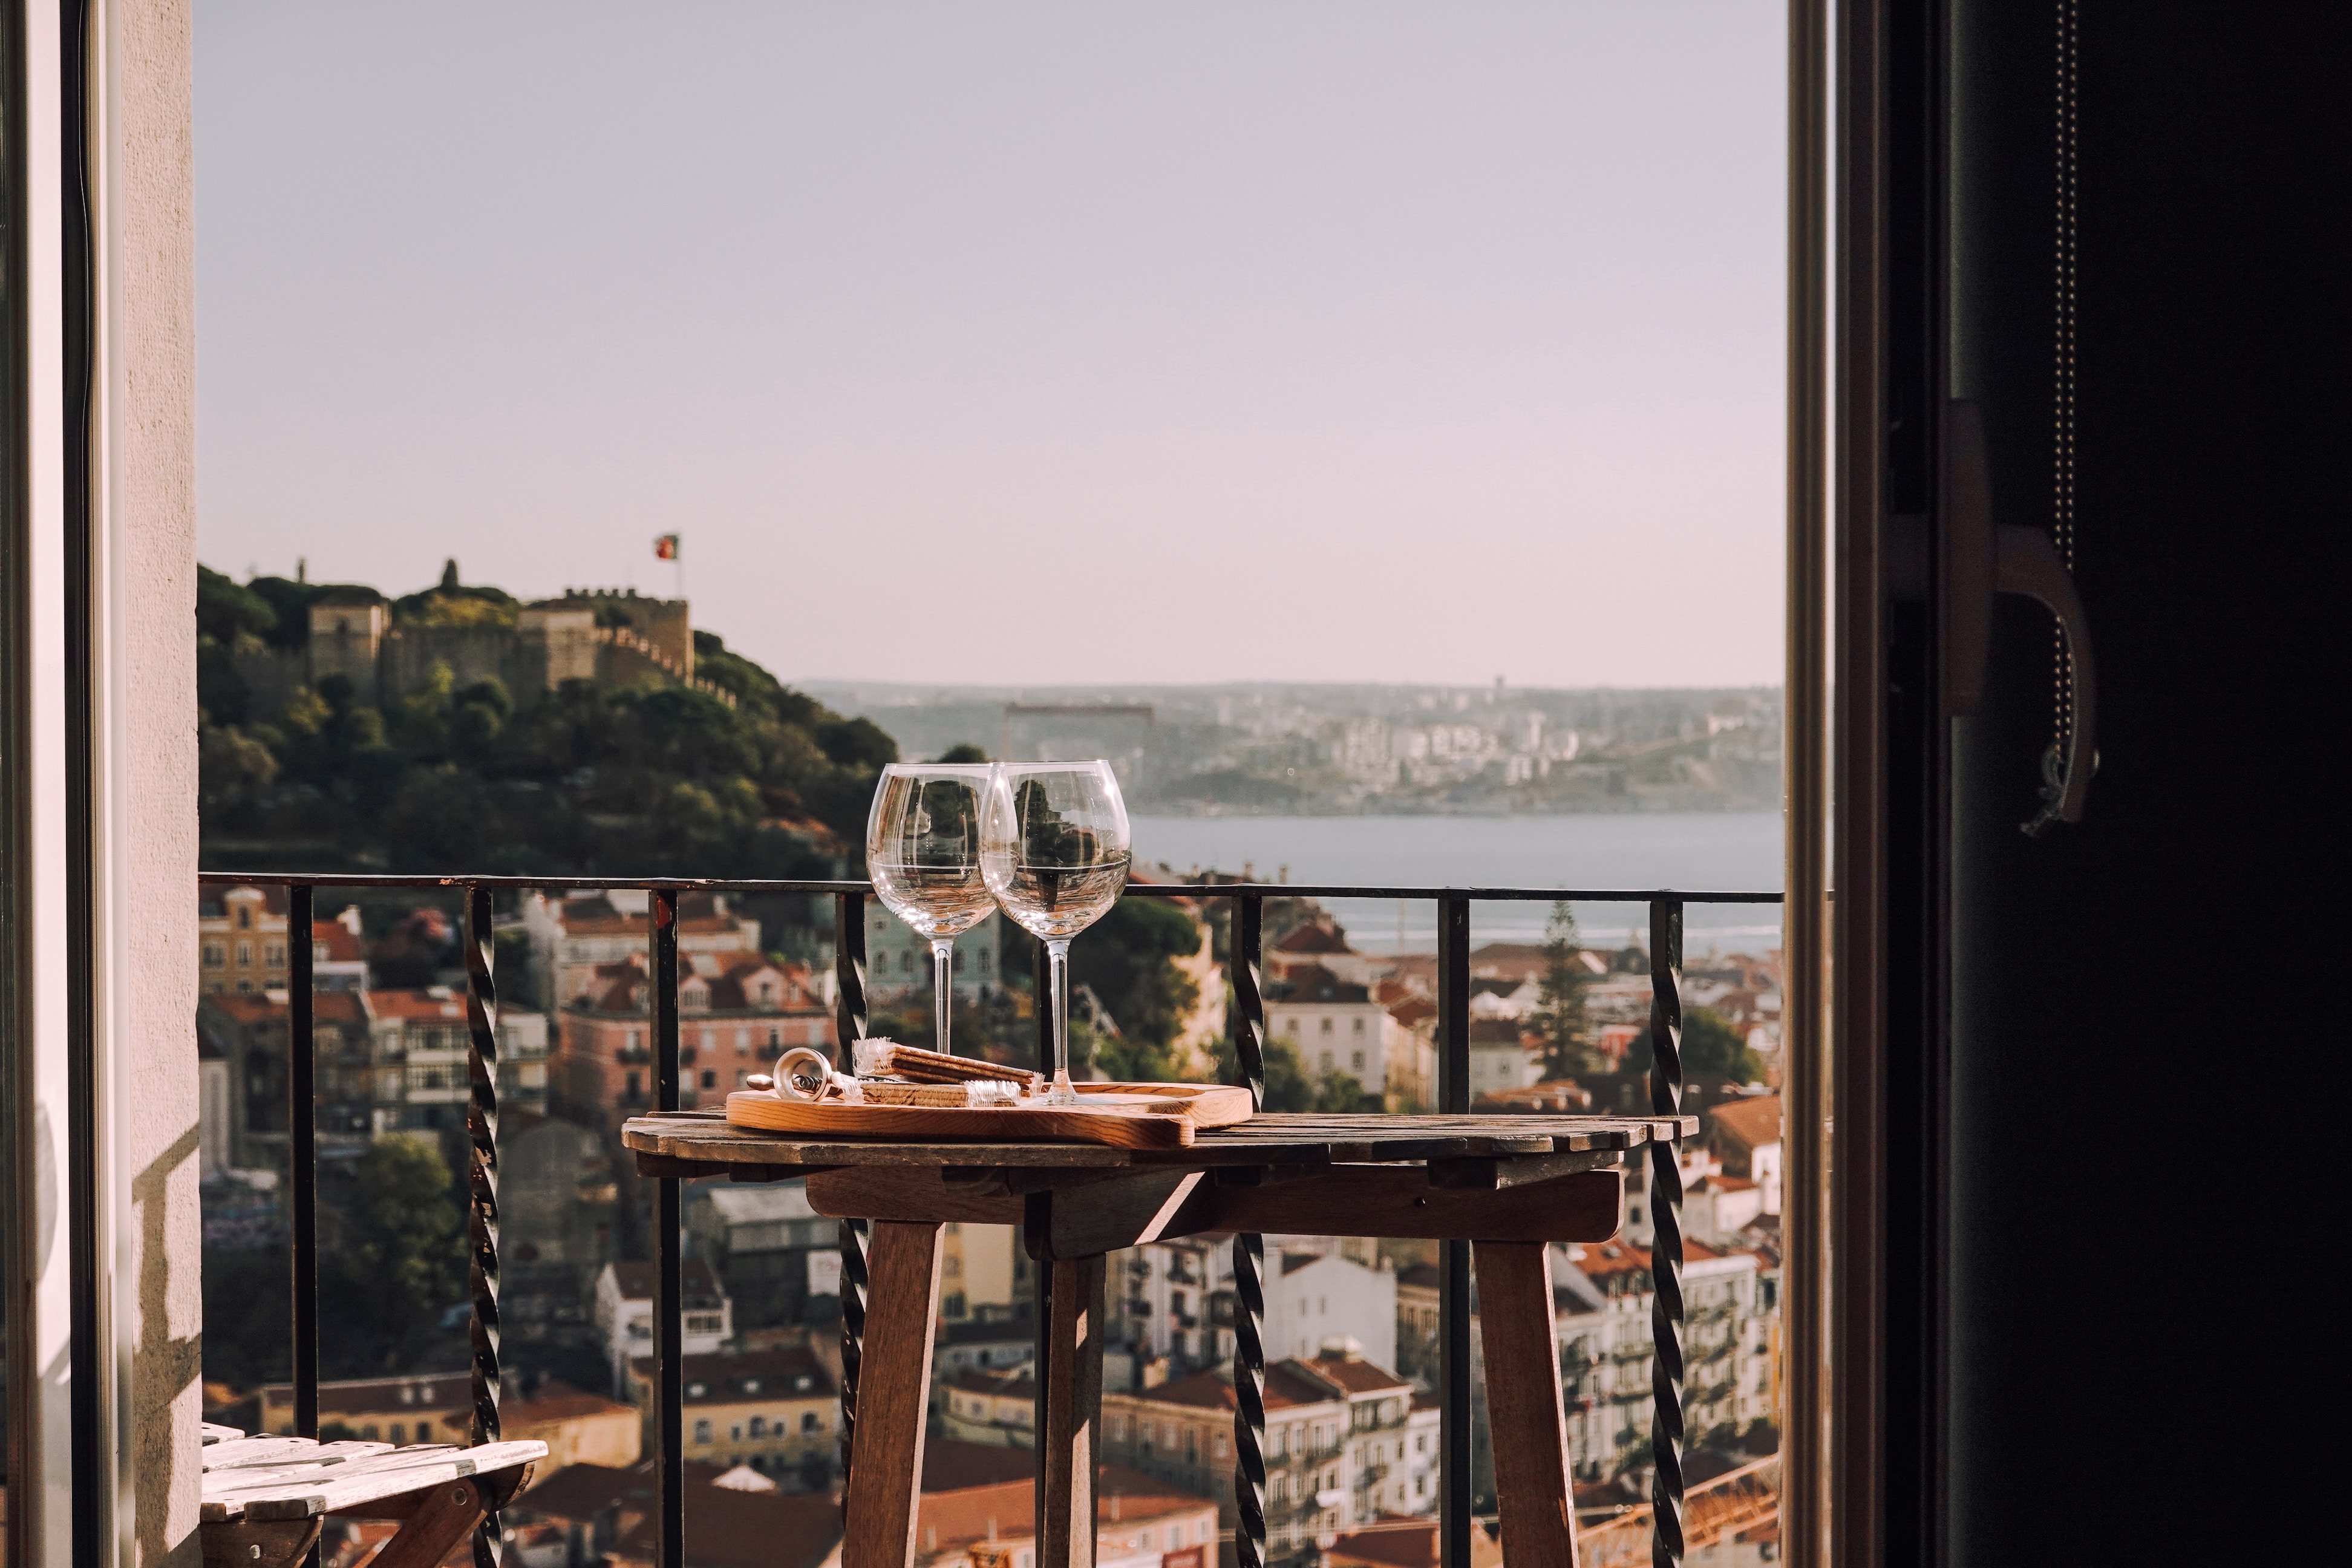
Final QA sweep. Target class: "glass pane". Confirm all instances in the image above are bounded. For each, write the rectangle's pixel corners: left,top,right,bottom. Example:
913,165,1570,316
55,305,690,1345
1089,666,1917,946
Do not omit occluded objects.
195,2,1789,1561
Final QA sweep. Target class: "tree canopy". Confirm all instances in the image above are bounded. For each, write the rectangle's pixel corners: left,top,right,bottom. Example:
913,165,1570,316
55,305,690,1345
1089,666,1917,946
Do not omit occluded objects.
197,566,889,873
1530,901,1595,1078
1623,1005,1768,1083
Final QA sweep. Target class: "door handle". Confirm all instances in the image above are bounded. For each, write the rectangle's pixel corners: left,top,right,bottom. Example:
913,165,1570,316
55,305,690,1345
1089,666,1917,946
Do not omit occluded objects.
1943,401,2098,834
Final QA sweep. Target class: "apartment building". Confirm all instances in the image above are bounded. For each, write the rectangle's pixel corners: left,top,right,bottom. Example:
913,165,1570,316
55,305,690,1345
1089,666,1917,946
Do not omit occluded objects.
524,888,766,1007
367,985,549,1131
1103,1349,1438,1562
596,1259,733,1396
1267,964,1403,1105
624,1348,837,1484
556,952,833,1122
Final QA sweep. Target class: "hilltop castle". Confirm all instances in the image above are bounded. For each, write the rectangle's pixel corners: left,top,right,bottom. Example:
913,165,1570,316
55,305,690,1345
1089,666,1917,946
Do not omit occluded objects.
232,587,736,717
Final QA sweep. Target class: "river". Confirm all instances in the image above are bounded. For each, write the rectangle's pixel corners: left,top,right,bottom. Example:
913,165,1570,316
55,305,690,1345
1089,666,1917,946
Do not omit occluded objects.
1128,811,1783,954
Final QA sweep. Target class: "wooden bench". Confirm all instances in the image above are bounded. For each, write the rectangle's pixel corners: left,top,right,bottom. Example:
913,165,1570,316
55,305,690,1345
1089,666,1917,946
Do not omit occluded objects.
199,1436,546,1568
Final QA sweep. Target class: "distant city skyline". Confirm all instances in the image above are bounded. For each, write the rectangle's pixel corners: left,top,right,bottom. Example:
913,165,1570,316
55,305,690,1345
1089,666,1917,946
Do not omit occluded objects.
198,1,1785,688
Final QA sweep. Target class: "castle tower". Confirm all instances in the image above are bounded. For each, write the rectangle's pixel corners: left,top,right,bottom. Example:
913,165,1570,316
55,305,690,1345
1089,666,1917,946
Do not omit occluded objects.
306,592,387,697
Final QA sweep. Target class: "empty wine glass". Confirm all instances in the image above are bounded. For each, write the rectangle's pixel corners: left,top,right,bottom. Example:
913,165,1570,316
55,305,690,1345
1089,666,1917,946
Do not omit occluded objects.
867,763,998,1057
981,761,1131,1106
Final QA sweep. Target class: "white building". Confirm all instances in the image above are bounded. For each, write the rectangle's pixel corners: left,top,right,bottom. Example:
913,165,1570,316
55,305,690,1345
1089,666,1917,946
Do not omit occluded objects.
1109,1234,1223,1372
595,1259,732,1396
1263,1250,1397,1371
860,903,1004,1004
1102,1349,1438,1561
367,987,549,1129
1268,964,1403,1103
938,1367,1036,1448
1552,1234,1775,1478
1465,1019,1541,1100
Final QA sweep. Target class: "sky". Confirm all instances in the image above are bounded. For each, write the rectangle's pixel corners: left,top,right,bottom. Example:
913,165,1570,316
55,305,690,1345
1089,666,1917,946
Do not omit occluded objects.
196,1,1786,689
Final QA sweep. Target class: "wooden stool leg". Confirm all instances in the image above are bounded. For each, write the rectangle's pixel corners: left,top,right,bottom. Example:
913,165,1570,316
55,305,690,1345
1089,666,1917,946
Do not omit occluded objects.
364,1480,489,1568
1040,1253,1108,1568
844,1220,946,1568
1474,1241,1581,1568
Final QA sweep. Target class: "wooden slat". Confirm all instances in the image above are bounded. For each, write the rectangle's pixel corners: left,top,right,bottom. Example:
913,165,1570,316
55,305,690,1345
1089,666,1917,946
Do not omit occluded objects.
842,1221,944,1568
200,1421,244,1445
212,1442,546,1522
1428,1149,1625,1189
204,1438,397,1473
1040,1255,1108,1568
1475,1242,1581,1568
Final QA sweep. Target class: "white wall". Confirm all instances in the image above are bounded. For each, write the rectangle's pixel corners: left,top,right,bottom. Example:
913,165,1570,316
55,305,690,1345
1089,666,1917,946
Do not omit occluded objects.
1263,1253,1396,1371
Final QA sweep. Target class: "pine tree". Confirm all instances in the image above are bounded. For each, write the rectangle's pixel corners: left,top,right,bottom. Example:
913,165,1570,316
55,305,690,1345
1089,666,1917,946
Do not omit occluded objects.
1531,901,1594,1079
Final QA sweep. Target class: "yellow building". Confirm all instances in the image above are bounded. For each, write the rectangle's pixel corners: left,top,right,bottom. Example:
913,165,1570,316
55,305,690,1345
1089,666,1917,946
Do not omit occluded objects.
625,1347,837,1481
258,1374,639,1476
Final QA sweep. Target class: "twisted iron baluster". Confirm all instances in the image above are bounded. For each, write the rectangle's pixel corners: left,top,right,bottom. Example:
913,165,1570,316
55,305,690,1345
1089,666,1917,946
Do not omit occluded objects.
1647,898,1686,1568
833,889,871,1503
1228,895,1268,1568
463,885,505,1568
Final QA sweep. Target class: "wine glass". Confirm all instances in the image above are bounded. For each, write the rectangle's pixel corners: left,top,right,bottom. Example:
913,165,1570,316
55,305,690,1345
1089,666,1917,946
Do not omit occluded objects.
866,763,998,1058
981,761,1131,1106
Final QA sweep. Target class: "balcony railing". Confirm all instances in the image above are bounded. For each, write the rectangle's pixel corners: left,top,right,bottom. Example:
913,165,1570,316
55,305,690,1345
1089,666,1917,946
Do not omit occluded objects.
196,869,1777,1568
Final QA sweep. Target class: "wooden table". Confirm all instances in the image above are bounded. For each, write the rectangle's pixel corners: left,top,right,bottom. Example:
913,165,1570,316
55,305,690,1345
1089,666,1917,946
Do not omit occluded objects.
199,1436,546,1568
623,1110,1692,1568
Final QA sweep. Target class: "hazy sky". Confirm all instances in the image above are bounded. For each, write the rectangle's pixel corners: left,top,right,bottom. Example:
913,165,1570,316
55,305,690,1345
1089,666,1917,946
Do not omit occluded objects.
197,2,1785,688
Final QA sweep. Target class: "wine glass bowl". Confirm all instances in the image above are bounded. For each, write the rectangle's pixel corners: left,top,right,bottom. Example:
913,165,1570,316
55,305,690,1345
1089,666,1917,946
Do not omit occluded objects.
981,761,1131,1105
866,763,996,1057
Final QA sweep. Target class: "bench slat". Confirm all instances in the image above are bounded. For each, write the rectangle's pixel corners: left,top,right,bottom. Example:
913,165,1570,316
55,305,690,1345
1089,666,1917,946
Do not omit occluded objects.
204,1439,398,1473
228,1441,546,1521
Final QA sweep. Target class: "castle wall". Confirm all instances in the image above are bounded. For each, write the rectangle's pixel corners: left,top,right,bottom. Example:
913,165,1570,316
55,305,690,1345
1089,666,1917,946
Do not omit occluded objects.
223,597,723,722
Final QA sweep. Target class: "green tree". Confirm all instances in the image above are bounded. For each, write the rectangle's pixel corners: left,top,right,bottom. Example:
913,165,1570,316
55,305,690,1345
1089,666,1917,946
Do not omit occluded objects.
342,1134,466,1355
196,564,276,645
1623,1006,1766,1083
1210,1028,1314,1112
1068,901,1204,1054
1312,1067,1376,1112
1530,902,1594,1079
935,743,989,763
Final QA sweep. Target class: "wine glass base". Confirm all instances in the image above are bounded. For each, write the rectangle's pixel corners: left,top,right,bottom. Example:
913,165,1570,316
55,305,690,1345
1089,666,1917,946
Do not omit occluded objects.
1044,1071,1080,1108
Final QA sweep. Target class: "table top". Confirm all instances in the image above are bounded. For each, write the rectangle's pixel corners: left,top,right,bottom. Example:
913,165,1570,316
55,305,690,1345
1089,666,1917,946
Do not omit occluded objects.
622,1108,1696,1172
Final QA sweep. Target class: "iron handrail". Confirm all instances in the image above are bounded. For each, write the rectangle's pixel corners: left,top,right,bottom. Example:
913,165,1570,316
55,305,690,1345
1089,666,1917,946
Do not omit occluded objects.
198,869,1779,1568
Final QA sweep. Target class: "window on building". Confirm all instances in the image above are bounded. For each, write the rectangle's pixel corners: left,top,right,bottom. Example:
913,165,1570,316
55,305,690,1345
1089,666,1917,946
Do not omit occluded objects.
237,906,251,929
390,1423,405,1443
236,942,252,965
1351,1050,1364,1071
1319,1051,1332,1071
1352,1018,1364,1035
265,942,285,966
1319,1017,1333,1035
701,1070,717,1089
694,1420,712,1444
203,944,223,967
802,1412,820,1433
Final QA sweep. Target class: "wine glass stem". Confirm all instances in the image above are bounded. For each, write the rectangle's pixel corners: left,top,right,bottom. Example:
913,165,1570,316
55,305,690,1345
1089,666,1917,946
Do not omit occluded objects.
931,939,956,1055
1047,938,1076,1101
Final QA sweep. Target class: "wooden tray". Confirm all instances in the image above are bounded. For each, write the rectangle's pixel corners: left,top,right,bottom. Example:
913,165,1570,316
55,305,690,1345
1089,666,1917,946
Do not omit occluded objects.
724,1080,1254,1149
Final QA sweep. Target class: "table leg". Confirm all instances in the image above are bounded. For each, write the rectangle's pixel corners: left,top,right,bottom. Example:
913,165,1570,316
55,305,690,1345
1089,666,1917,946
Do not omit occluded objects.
844,1220,946,1568
1474,1241,1581,1568
1039,1253,1108,1568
